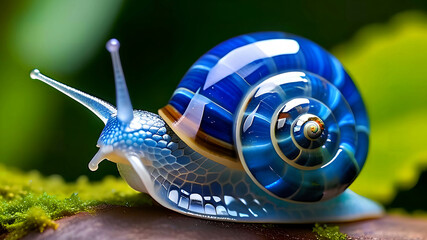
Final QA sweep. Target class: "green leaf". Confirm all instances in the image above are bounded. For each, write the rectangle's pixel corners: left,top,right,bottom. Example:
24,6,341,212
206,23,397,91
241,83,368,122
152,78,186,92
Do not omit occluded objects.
332,11,427,203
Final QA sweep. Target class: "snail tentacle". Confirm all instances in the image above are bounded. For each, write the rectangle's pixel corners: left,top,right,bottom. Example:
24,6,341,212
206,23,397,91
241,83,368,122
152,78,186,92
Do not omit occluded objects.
30,69,116,124
107,38,134,123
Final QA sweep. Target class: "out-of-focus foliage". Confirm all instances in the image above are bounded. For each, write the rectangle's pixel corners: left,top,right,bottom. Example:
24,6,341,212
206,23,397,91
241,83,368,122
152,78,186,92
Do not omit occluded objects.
0,164,151,239
333,11,427,203
0,0,123,177
388,208,427,218
9,0,123,73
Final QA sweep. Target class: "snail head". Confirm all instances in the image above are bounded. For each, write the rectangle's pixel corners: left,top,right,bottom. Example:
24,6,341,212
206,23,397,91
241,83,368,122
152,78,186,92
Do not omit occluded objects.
89,110,166,172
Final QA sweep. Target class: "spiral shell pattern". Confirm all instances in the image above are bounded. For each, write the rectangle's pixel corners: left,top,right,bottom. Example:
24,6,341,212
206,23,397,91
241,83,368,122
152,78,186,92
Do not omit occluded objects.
159,32,369,202
235,71,363,202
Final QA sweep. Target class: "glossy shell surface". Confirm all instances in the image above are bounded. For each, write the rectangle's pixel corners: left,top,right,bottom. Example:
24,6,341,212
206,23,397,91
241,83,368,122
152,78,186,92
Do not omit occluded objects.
159,32,369,202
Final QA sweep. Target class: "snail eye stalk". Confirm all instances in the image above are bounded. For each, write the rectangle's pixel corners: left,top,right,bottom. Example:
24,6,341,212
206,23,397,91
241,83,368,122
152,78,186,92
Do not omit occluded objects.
106,39,134,124
29,69,116,124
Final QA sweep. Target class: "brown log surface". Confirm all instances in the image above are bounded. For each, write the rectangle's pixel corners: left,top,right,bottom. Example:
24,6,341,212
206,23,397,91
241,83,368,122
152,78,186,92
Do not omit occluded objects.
17,205,427,240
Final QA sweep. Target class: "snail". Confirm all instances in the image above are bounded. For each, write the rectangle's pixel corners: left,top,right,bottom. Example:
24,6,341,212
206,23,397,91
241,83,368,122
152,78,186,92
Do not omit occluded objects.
30,32,383,222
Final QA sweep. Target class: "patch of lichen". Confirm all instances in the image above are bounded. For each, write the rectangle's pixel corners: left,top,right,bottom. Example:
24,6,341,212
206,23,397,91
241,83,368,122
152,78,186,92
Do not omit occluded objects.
0,164,152,239
312,223,347,240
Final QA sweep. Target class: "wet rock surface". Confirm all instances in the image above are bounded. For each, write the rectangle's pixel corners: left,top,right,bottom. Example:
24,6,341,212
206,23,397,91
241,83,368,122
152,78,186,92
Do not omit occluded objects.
16,205,427,240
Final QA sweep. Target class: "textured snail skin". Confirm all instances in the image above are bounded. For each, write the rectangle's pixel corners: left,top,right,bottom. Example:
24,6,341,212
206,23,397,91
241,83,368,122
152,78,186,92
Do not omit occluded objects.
30,32,383,222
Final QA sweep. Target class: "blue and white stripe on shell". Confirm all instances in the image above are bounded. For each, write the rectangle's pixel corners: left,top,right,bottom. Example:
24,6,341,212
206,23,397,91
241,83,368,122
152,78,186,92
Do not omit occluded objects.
30,32,383,223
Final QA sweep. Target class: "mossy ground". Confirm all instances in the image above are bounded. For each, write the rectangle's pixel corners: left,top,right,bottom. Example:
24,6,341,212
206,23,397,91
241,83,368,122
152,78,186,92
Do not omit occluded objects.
312,223,347,240
0,164,151,240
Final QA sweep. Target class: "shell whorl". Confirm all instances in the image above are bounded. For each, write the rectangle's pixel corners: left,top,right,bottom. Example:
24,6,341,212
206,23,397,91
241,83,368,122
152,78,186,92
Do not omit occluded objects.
159,32,369,202
235,71,362,202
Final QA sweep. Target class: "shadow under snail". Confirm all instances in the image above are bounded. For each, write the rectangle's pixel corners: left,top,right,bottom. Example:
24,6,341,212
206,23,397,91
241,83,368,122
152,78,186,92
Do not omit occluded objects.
30,32,383,222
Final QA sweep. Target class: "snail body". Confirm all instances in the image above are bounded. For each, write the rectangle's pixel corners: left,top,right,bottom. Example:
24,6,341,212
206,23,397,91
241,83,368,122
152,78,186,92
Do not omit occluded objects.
30,32,382,222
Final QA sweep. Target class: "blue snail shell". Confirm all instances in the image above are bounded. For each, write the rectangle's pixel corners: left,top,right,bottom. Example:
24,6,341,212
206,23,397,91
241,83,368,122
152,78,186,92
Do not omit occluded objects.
158,31,369,202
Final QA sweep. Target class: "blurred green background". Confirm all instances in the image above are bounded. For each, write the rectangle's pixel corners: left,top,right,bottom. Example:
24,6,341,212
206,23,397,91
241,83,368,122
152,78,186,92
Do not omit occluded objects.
0,0,426,212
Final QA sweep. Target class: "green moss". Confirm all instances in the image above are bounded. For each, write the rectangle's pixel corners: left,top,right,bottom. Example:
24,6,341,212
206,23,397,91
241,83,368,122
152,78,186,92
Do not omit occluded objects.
312,223,347,240
3,205,59,240
261,223,275,228
0,164,152,239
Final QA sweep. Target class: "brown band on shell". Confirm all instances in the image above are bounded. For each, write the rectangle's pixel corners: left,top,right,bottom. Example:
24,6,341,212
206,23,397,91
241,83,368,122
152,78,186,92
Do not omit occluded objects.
158,105,244,170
